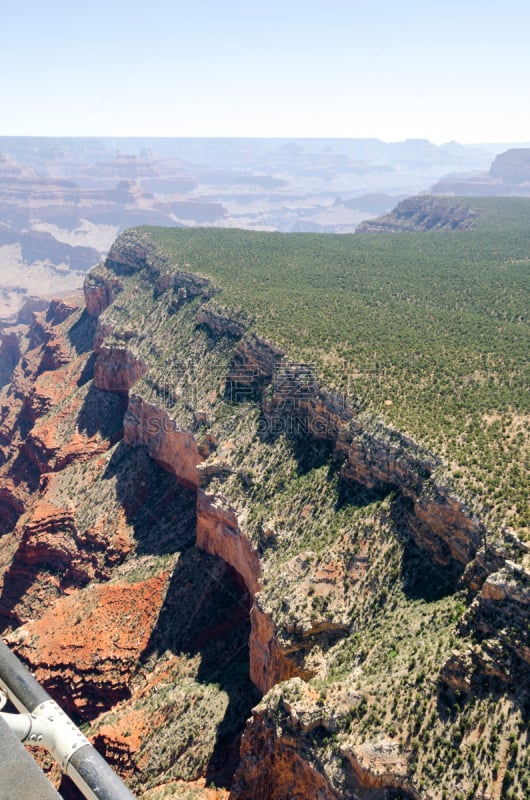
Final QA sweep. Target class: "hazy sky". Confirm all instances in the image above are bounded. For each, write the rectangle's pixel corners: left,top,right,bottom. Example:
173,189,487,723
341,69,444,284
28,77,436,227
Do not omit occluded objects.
2,0,529,143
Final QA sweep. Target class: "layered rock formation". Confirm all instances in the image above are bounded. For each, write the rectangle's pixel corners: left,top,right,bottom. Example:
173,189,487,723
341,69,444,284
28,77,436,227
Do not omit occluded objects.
489,148,530,184
356,196,480,233
432,147,530,196
443,561,530,693
0,227,527,799
0,278,256,798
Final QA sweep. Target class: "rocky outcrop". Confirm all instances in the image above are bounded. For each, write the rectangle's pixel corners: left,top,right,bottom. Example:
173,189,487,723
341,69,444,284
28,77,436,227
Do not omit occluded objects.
406,491,483,567
94,318,116,353
17,501,80,572
470,562,530,675
155,268,216,301
249,606,306,694
226,334,284,400
196,491,260,597
443,562,530,692
94,345,148,393
197,305,248,339
25,298,78,372
460,544,507,592
84,270,123,316
124,394,202,489
263,364,353,440
336,422,436,494
104,231,168,276
341,741,420,800
337,421,484,568
232,678,421,800
37,328,73,372
7,571,171,719
489,148,530,185
231,684,341,800
195,490,302,697
356,196,480,233
45,298,79,325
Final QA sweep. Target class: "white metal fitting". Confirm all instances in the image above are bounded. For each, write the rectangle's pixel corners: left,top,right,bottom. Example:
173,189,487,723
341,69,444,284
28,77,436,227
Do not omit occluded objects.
1,698,90,771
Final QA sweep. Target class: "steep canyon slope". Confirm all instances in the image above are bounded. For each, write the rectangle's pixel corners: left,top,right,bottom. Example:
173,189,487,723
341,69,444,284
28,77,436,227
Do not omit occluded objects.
0,200,529,799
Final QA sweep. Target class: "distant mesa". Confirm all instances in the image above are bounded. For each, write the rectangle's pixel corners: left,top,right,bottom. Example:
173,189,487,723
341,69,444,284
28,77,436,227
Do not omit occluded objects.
489,148,530,184
433,147,530,196
0,136,516,323
356,196,480,233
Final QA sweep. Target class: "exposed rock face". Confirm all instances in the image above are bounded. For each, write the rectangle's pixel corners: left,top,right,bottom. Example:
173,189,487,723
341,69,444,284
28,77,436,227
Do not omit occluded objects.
105,234,165,276
0,298,133,628
441,649,476,694
336,422,436,495
232,679,421,800
7,571,171,719
155,268,217,301
248,605,304,694
461,544,507,592
94,345,148,393
263,363,353,441
94,318,116,353
84,271,123,316
227,334,284,399
124,394,201,489
489,148,530,185
407,492,483,567
197,306,248,339
341,741,420,800
196,490,260,597
45,298,79,326
0,227,525,799
9,489,132,590
337,422,484,568
232,689,340,800
356,196,480,232
442,562,530,694
18,501,80,571
473,563,530,676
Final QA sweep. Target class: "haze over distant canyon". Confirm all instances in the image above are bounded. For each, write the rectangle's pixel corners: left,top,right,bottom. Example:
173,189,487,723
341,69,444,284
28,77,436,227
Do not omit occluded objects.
2,135,527,325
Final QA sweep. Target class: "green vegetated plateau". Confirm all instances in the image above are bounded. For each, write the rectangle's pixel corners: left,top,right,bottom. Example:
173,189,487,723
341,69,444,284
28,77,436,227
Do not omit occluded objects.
79,196,530,799
142,196,529,538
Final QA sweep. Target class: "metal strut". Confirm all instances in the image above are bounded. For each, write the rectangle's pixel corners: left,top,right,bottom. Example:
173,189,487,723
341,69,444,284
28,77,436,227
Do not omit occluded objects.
0,640,137,800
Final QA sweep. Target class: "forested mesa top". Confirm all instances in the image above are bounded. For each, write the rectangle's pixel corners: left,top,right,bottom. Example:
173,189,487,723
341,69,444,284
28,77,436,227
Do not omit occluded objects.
91,195,529,536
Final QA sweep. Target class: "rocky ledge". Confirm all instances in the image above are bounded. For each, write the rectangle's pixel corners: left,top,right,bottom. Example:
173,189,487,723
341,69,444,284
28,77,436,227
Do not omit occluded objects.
0,228,526,800
356,196,480,233
86,238,497,700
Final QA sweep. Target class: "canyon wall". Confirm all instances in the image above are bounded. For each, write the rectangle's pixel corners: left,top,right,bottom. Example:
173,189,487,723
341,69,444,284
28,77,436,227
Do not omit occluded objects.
84,243,496,700
0,228,526,799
